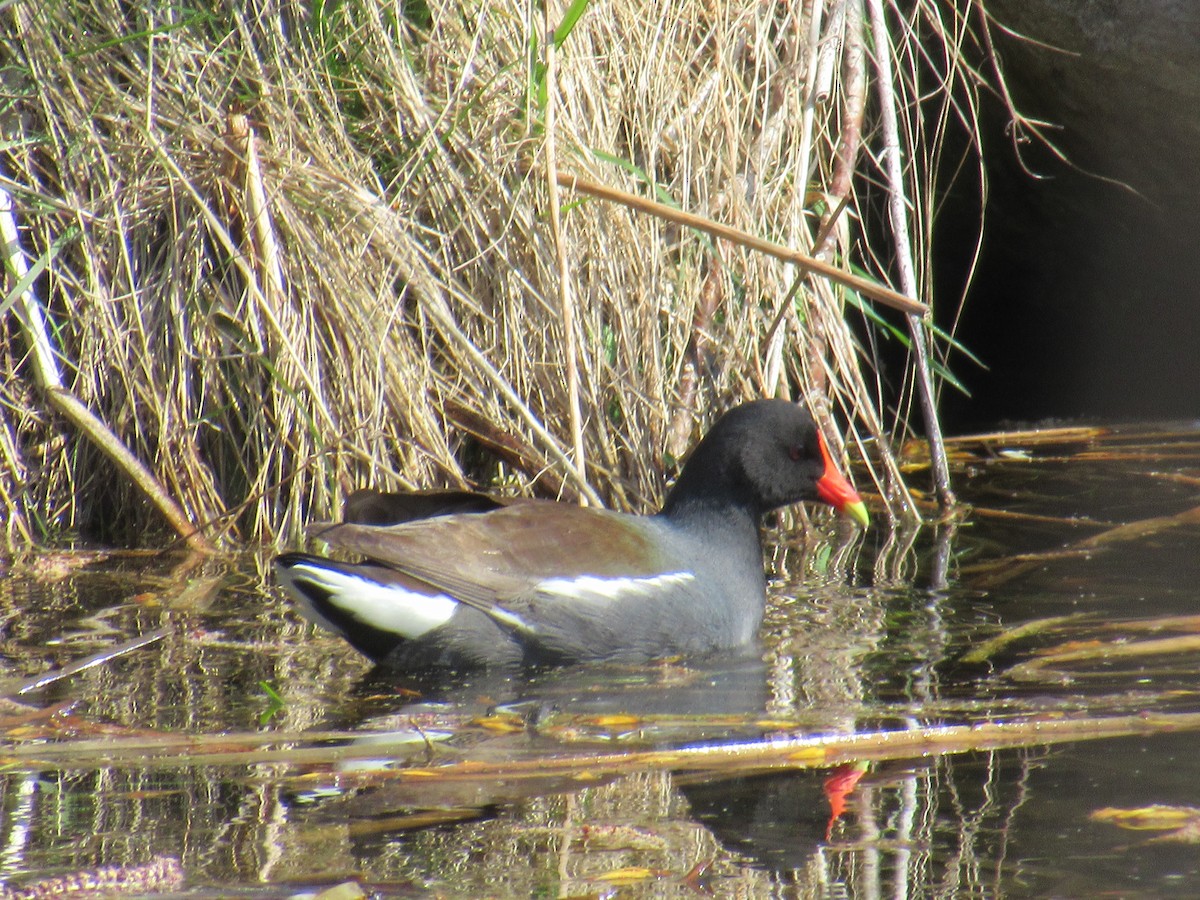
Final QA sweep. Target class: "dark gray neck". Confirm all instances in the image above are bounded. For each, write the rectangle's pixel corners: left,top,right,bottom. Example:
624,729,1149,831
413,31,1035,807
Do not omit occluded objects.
657,495,764,560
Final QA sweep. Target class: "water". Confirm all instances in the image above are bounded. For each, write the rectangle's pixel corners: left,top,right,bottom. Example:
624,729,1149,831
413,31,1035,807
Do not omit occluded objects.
1,424,1199,897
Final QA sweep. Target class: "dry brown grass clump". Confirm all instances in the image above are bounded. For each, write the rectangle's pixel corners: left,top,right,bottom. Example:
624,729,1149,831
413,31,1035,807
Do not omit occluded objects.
0,1,997,548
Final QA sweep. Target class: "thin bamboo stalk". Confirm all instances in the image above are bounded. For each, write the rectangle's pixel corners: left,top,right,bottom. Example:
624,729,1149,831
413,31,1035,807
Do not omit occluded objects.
866,0,955,512
552,170,926,316
544,4,589,505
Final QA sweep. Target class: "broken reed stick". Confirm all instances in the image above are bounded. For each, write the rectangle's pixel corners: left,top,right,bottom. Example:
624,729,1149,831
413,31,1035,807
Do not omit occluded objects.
865,0,956,512
963,502,1200,590
819,2,866,251
13,708,1200,776
368,710,1200,783
0,181,215,554
444,398,569,498
14,630,168,695
552,169,927,317
228,113,286,307
543,5,590,505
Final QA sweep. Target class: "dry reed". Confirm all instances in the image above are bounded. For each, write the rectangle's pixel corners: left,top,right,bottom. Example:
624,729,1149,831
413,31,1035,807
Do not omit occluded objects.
0,0,1001,547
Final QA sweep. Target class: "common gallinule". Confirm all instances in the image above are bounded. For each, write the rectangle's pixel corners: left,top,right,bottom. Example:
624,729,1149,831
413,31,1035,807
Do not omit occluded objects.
275,400,868,669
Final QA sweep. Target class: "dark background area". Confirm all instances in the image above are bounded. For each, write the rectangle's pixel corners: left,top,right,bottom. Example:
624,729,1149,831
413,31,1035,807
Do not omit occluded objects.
930,2,1200,432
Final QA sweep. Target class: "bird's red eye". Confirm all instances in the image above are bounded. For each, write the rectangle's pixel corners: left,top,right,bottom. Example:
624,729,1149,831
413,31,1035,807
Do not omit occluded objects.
788,445,802,461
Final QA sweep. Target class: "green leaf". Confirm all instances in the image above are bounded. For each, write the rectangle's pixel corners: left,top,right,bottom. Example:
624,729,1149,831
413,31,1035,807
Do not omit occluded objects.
553,0,593,46
588,150,681,207
0,226,79,320
258,681,286,725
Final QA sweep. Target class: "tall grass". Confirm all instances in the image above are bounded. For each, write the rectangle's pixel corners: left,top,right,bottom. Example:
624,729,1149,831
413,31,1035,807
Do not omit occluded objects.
0,0,1000,547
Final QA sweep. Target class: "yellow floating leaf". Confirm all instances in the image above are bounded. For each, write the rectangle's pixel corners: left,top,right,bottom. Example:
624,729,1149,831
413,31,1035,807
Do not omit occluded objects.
1090,805,1200,831
592,866,660,885
471,714,526,733
754,718,801,729
583,714,643,728
313,883,367,900
788,747,829,764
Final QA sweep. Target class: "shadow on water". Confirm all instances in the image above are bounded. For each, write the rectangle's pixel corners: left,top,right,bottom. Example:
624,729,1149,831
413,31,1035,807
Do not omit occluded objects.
2,424,1200,896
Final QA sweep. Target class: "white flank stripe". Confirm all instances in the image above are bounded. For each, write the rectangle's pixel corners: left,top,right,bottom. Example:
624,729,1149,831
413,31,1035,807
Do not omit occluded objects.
536,571,694,601
479,605,531,632
289,563,458,640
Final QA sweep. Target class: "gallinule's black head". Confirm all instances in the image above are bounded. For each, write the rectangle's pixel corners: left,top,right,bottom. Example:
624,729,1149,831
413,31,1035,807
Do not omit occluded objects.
276,400,867,670
660,399,868,522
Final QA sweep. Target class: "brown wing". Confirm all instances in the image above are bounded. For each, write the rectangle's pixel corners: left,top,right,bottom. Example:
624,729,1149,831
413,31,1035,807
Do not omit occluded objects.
318,504,673,614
